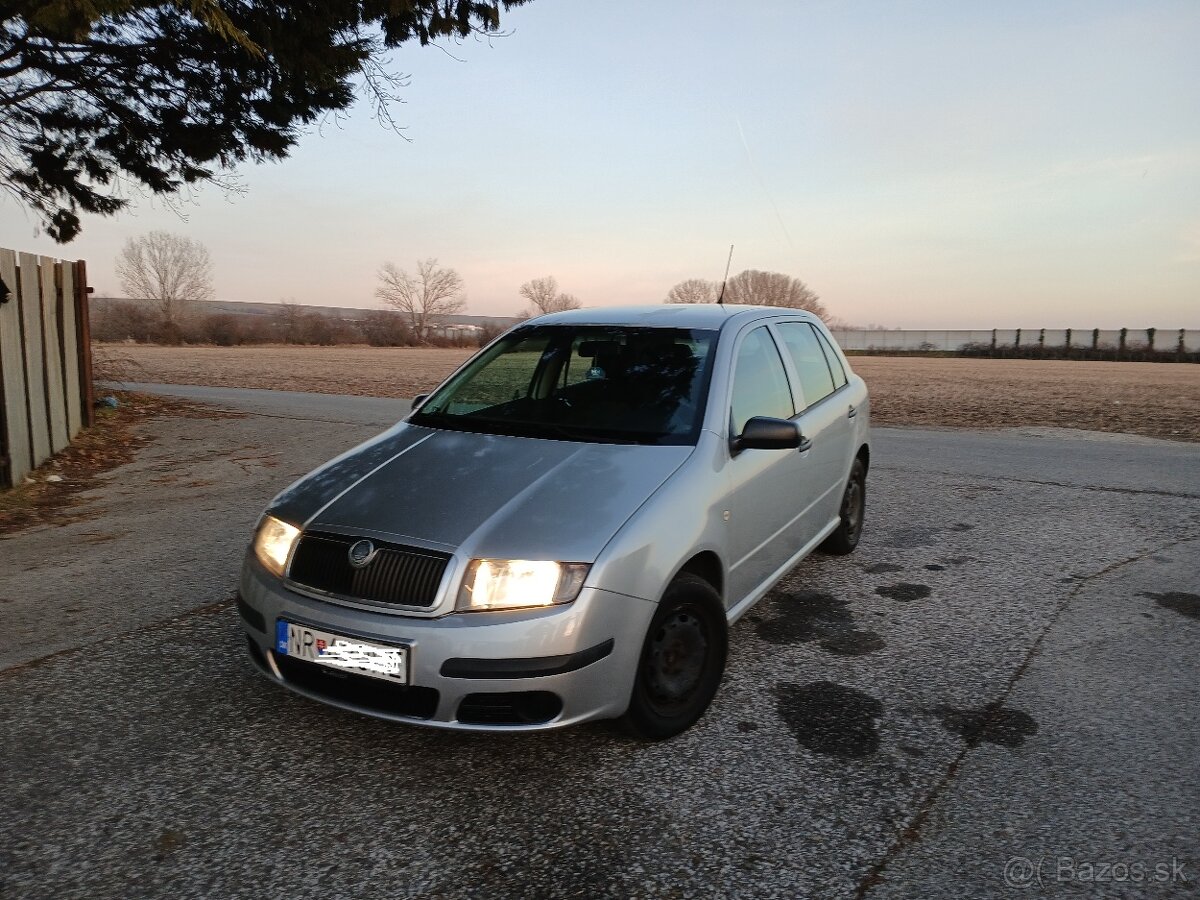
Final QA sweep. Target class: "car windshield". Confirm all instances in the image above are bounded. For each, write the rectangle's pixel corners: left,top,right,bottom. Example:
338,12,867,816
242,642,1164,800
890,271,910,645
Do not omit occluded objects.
410,325,719,445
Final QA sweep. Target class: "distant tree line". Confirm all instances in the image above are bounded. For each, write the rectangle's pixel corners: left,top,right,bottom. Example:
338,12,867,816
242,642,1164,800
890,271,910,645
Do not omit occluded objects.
90,300,503,348
101,238,507,347
104,232,856,349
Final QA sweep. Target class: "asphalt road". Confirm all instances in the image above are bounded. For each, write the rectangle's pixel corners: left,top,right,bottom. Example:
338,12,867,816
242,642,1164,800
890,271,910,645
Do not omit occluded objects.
2,385,1198,898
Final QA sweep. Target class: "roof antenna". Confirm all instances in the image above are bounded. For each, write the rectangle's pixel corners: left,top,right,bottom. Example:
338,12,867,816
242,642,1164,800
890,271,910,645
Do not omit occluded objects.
716,244,734,305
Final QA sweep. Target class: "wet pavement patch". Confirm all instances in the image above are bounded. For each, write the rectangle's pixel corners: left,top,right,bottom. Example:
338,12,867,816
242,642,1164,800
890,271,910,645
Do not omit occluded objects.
937,703,1038,748
1142,591,1200,621
876,583,932,602
865,562,904,574
756,591,885,656
819,630,887,656
756,590,847,644
775,681,884,759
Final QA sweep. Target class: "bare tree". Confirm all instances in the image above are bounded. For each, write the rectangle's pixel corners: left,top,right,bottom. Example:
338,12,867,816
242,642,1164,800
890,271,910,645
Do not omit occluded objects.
519,276,582,316
274,300,303,343
723,270,826,317
665,278,718,304
376,258,465,342
115,231,214,339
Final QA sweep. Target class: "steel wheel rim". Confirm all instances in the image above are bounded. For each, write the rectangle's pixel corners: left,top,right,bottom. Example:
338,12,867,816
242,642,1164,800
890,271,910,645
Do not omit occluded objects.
645,608,709,710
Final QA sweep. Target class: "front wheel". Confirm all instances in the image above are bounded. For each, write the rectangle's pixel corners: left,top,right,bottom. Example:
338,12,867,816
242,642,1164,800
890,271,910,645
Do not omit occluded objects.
621,574,728,740
820,458,866,555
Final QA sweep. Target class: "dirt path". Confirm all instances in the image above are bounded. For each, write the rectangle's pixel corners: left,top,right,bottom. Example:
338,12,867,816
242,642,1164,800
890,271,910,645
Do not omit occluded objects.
96,344,1200,442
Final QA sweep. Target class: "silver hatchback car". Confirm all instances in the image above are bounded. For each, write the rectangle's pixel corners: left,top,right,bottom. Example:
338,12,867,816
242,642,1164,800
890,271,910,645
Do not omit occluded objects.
239,305,870,738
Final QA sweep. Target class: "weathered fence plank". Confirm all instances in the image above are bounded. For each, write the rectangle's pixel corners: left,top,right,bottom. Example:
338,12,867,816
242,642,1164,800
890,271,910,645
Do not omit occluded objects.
0,249,32,485
60,262,82,438
16,252,51,466
40,256,69,453
0,249,91,488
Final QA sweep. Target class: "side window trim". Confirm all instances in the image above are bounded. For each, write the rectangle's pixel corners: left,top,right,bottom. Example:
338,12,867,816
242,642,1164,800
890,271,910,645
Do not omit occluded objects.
764,326,797,418
765,321,806,415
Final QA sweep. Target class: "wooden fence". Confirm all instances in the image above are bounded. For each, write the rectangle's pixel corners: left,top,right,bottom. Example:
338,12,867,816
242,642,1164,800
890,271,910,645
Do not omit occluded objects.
0,249,94,489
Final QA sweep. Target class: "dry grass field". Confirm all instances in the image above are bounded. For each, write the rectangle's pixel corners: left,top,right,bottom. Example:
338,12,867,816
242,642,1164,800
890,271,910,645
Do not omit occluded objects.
96,343,1200,442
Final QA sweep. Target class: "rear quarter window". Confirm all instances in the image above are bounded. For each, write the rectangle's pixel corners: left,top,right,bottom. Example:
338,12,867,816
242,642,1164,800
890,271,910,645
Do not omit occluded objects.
814,328,848,389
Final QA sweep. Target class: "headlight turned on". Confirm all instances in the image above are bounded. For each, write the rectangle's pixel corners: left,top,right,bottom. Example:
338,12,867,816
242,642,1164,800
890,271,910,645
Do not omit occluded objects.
253,515,301,577
457,559,590,612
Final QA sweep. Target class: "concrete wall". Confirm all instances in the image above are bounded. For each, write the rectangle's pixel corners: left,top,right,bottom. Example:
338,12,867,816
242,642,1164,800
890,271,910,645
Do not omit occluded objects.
831,328,1200,352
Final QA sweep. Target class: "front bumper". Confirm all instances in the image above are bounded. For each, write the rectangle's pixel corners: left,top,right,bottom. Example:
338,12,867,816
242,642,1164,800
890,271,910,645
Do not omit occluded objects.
238,559,655,731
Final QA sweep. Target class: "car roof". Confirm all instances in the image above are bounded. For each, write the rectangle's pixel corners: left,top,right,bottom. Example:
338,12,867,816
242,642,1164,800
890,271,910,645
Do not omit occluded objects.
525,304,819,330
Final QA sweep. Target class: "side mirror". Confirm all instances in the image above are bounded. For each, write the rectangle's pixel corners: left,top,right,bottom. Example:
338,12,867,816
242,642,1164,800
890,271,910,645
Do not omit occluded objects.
411,393,429,410
731,416,802,454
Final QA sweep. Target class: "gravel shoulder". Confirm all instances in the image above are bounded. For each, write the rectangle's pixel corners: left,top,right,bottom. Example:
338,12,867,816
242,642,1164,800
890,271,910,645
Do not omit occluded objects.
97,343,1200,442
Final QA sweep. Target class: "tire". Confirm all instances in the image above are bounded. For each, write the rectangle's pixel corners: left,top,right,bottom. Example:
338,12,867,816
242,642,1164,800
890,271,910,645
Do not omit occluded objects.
819,457,866,555
620,574,728,740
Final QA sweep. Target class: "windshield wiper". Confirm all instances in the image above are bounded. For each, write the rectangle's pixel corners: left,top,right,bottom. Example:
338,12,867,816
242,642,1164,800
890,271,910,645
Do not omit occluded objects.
412,413,652,445
536,423,644,445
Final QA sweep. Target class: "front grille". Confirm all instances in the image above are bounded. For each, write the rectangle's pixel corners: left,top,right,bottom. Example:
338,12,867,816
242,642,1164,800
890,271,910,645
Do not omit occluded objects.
287,531,450,608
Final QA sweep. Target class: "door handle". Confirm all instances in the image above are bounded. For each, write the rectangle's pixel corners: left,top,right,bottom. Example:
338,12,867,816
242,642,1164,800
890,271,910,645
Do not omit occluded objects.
798,436,813,452
847,404,858,419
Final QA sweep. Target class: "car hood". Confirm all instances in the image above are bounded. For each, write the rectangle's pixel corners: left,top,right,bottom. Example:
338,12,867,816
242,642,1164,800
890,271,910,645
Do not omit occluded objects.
269,425,693,562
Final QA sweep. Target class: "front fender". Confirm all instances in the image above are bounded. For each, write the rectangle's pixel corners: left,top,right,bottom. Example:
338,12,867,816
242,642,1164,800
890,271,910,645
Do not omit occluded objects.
586,431,729,606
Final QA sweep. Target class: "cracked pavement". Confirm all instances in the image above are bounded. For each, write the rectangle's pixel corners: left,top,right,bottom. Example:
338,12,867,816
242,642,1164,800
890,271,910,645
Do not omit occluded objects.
2,386,1198,898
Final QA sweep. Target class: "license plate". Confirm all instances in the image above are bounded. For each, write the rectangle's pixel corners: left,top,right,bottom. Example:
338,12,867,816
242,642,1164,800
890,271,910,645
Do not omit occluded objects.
276,620,408,684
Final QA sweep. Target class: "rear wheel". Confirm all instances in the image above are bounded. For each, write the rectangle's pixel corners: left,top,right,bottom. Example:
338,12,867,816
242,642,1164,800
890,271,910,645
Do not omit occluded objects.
621,574,727,740
820,458,866,555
